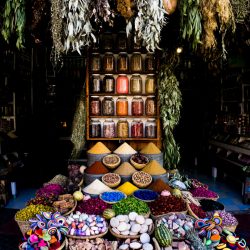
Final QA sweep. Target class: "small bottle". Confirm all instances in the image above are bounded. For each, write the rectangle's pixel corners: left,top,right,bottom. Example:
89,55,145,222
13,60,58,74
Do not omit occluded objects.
91,74,102,93
91,53,101,71
145,96,156,116
145,119,157,138
103,74,115,93
131,52,142,72
103,119,116,138
118,52,129,72
90,119,101,137
145,53,155,71
145,74,156,94
103,52,115,72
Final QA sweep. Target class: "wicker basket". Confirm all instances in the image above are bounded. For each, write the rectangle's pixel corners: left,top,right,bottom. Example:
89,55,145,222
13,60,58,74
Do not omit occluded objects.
151,210,188,221
61,200,77,216
132,171,152,188
102,173,121,188
19,238,67,250
67,229,108,240
109,224,154,239
223,224,238,233
130,155,149,170
195,195,219,201
102,154,121,169
15,215,32,236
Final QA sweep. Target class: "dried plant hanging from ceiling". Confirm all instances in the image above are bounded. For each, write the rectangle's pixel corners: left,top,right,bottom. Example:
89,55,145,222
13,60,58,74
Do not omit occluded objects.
117,0,134,19
179,0,202,51
200,0,236,60
127,0,167,52
1,0,26,49
231,0,250,24
158,55,182,170
71,88,86,159
62,0,114,54
51,0,64,68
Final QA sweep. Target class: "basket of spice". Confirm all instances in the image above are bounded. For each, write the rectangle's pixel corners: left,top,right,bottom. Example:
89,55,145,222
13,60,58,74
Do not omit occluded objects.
113,142,137,163
53,194,77,216
100,191,127,204
102,154,121,169
140,142,163,166
190,187,219,201
109,213,154,239
132,171,152,188
15,204,54,236
87,142,111,167
130,153,149,170
84,161,109,186
102,173,121,188
148,195,187,220
186,202,207,220
217,210,238,232
133,189,158,202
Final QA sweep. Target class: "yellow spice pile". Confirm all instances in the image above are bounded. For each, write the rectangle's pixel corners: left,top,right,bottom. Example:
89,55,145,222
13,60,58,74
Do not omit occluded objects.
87,142,111,154
142,160,166,175
140,142,161,154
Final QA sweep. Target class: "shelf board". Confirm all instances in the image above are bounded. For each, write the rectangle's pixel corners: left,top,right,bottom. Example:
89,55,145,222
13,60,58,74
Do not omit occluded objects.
1,116,15,119
90,71,155,75
87,138,159,141
209,140,250,156
88,93,157,96
217,156,246,168
89,116,158,118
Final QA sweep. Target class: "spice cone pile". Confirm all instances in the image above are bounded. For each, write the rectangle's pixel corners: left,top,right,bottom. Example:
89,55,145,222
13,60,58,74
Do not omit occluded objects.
87,142,111,154
142,160,166,175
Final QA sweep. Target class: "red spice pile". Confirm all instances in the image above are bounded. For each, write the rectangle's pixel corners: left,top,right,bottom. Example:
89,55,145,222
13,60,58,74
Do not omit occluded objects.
148,178,172,193
189,203,206,218
85,161,109,174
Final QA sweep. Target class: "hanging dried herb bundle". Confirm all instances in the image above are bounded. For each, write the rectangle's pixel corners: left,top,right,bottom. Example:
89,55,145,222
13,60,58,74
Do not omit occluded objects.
200,0,236,60
71,88,87,159
62,0,96,54
91,0,115,27
127,0,166,52
1,0,26,49
51,0,64,67
231,0,250,24
179,0,202,51
117,0,134,19
32,0,47,30
158,55,182,169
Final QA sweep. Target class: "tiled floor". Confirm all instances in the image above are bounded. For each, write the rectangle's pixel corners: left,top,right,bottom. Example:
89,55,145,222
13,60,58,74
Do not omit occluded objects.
5,171,250,211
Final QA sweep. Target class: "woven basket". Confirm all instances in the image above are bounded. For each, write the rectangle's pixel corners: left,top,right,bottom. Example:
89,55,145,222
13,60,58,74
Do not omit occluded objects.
61,200,77,216
102,154,121,169
15,215,32,236
130,155,149,170
109,224,154,239
67,229,108,240
19,238,67,250
223,224,238,233
151,210,188,221
102,173,121,188
132,171,152,188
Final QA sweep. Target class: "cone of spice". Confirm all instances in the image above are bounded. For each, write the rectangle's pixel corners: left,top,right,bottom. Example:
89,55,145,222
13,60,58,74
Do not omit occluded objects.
142,160,166,175
116,181,138,196
114,162,137,176
148,178,172,193
114,142,137,155
140,142,161,154
85,161,109,175
87,142,111,154
83,179,112,195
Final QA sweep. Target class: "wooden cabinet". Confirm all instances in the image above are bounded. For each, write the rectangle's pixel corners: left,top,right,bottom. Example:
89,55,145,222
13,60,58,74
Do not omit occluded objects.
85,47,162,149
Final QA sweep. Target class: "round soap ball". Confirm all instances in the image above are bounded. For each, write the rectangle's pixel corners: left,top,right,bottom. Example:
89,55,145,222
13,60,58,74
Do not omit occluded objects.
117,222,128,232
129,212,138,221
140,233,150,244
110,217,119,228
130,242,142,249
131,224,141,233
143,243,153,250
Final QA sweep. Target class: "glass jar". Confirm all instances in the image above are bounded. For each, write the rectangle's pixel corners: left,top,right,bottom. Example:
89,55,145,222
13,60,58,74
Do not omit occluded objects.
90,96,101,116
145,96,156,116
103,74,115,93
116,74,129,94
133,40,142,50
91,53,101,71
91,74,102,93
145,74,156,94
131,119,143,138
117,32,127,51
145,119,157,138
145,53,155,71
116,96,128,116
132,96,144,116
103,52,114,72
118,53,129,72
117,119,129,138
130,74,142,94
102,33,113,50
102,96,115,116
90,119,101,138
131,52,142,72
103,119,116,138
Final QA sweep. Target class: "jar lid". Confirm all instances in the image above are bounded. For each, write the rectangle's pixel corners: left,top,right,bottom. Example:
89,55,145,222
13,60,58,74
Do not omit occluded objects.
147,95,155,98
133,96,143,98
147,74,155,76
133,52,141,54
91,119,100,122
104,118,114,121
147,119,156,122
91,96,100,98
92,74,100,76
104,96,113,98
132,74,141,76
119,52,128,54
105,52,113,54
132,119,142,122
118,74,127,76
92,53,100,55
117,96,127,98
118,118,128,121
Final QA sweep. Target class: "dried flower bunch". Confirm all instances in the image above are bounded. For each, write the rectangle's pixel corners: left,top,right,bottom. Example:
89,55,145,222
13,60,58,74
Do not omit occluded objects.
117,0,134,19
91,0,115,27
179,0,202,51
231,0,250,24
158,56,182,169
1,0,26,49
31,0,47,31
127,0,166,52
62,0,96,54
200,0,236,59
51,0,64,67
